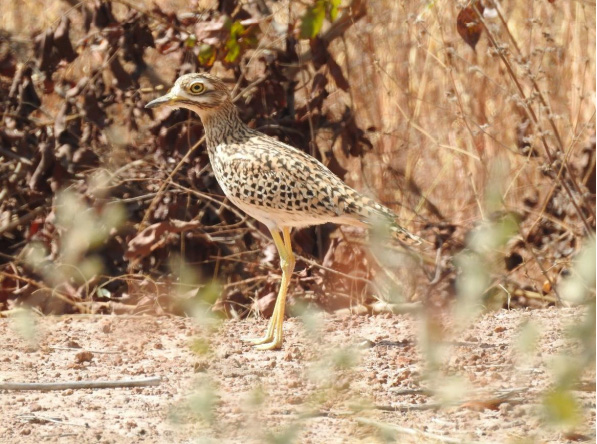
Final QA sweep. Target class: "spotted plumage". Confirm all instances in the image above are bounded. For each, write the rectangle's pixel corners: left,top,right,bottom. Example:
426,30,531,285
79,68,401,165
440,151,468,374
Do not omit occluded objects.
146,73,421,349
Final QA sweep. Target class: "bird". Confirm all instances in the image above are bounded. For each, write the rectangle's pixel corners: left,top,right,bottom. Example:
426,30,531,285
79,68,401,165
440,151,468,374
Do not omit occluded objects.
145,72,422,350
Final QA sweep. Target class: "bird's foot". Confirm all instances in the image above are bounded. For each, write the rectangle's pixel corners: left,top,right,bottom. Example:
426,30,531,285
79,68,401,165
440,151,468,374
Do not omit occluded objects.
242,328,282,350
242,334,283,350
253,337,283,350
241,335,271,345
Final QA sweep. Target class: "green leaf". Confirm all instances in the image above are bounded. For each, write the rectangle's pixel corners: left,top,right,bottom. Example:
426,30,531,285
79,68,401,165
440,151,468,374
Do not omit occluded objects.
184,34,197,48
300,0,326,39
229,20,245,38
198,44,215,66
329,0,341,21
224,39,240,62
224,21,245,62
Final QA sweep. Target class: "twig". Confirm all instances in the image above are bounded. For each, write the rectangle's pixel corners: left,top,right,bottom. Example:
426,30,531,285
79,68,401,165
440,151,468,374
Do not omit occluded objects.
373,398,528,413
462,364,512,370
356,417,479,444
376,387,530,413
370,301,423,315
573,381,596,392
18,413,86,427
0,147,33,165
374,402,444,412
0,206,46,236
166,181,250,222
223,276,270,290
373,387,535,412
510,287,558,304
473,3,595,237
294,253,383,294
0,272,87,313
48,346,121,354
388,388,430,395
493,4,593,208
0,376,161,391
137,136,205,232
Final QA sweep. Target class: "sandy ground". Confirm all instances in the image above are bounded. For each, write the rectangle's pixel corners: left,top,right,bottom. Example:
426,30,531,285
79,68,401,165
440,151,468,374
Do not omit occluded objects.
0,307,594,444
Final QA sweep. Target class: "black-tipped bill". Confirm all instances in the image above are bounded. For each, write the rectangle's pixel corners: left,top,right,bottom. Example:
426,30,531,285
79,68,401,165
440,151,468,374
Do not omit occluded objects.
145,94,174,109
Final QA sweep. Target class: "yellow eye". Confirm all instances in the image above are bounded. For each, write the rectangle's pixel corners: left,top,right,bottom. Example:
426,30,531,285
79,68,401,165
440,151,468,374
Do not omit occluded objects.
189,82,205,94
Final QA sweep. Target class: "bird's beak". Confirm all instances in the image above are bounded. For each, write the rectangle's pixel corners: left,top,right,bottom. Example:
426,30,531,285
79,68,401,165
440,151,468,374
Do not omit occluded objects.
145,92,177,109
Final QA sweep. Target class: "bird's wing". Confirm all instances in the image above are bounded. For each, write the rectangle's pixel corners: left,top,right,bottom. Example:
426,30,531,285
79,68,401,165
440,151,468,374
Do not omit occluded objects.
220,139,350,218
215,134,416,234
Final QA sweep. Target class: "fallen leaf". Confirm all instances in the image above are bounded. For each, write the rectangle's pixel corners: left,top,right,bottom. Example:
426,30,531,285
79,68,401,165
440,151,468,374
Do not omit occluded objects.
125,220,202,261
457,1,485,50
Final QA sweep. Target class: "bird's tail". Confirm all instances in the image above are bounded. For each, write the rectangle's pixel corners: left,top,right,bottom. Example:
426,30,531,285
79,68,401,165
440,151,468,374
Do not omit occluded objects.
344,192,424,247
388,221,424,246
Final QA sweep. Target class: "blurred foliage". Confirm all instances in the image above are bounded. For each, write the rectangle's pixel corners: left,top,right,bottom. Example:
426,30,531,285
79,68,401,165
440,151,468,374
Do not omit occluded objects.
300,0,340,39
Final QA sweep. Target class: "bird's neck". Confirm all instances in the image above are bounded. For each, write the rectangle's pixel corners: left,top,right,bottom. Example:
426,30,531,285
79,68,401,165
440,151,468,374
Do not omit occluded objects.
199,101,251,152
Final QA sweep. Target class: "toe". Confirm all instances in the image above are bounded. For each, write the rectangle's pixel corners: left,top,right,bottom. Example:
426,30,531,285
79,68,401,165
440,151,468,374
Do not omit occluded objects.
242,336,271,345
254,337,283,350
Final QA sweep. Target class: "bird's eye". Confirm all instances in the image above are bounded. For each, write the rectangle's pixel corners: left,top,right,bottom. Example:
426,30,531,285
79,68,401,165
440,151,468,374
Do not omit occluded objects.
189,82,205,94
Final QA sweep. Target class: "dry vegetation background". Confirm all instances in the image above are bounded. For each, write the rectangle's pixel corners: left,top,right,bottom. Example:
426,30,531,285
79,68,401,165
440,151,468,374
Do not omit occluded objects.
0,0,595,440
0,0,593,315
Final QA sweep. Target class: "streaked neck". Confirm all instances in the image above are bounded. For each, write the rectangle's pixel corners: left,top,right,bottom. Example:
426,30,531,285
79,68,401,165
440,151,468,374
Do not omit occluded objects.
198,101,250,151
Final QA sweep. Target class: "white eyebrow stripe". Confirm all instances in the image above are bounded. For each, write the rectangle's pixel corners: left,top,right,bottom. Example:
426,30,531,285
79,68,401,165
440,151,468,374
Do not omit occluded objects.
171,84,183,95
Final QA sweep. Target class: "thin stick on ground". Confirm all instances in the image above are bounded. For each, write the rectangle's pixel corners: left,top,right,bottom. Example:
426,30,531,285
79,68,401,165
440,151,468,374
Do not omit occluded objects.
356,417,482,444
17,413,87,427
48,346,121,354
0,376,161,391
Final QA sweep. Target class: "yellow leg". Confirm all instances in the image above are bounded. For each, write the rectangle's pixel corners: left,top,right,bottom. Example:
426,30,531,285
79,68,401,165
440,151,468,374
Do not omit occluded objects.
245,227,295,350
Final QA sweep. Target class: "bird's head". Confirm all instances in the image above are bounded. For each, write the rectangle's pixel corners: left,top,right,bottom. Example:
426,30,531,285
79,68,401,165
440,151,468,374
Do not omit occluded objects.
145,73,232,117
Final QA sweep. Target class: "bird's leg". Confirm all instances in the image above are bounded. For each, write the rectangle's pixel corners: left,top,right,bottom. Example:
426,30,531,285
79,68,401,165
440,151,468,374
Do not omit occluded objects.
246,227,295,350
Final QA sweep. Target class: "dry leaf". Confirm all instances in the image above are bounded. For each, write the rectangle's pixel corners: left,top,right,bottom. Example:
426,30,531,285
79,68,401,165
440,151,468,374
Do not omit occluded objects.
457,1,485,50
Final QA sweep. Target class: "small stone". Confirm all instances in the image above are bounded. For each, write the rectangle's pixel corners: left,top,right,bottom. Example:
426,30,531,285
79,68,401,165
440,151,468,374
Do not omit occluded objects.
287,379,301,388
499,402,512,414
193,360,210,372
284,346,301,361
216,348,231,359
288,395,303,405
75,351,93,363
357,339,375,349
